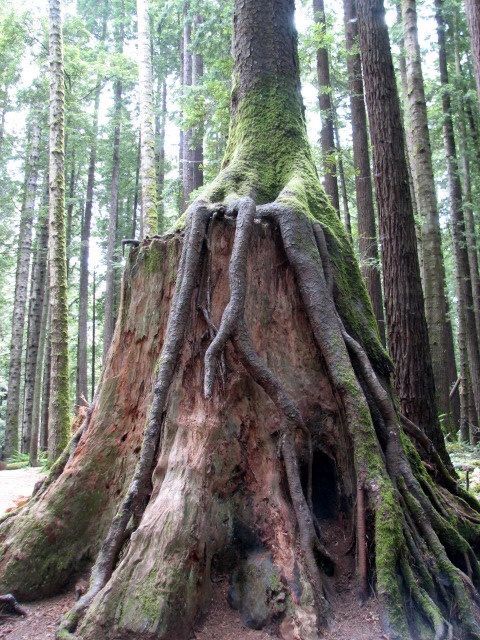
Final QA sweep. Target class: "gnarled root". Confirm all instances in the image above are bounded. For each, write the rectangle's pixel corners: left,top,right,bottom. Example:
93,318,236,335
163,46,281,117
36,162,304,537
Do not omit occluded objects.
0,594,26,618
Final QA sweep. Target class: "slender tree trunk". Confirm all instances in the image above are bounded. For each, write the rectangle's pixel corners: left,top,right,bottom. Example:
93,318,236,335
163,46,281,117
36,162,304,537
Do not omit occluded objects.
435,0,480,429
47,0,70,462
343,0,385,344
333,116,351,238
357,0,447,457
192,17,204,194
458,300,470,442
313,0,340,212
21,184,49,454
155,79,167,230
30,274,50,466
65,153,76,281
0,89,8,156
39,324,50,453
3,121,41,460
132,133,140,238
465,0,480,106
91,270,96,399
77,86,101,408
401,0,459,432
137,0,158,236
103,1,124,362
181,2,193,208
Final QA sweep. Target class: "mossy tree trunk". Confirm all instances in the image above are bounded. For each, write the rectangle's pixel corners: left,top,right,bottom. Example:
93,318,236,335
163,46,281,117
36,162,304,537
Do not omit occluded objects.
2,2,480,640
47,0,70,462
136,0,158,237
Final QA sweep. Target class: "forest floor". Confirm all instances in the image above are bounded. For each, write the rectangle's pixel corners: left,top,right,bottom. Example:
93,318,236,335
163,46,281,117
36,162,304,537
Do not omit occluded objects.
0,467,45,516
0,442,478,640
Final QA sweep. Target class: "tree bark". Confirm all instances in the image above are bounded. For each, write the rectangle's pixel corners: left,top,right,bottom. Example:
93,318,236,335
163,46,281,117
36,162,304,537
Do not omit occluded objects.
155,79,166,230
333,115,351,238
313,0,340,213
47,0,70,462
3,3,480,640
192,16,204,195
137,0,158,237
91,270,96,400
39,326,51,453
77,84,101,409
30,272,50,466
401,0,459,432
454,35,480,344
103,0,124,362
180,5,204,209
435,0,480,430
21,183,49,454
357,0,447,457
343,0,385,345
465,0,480,107
65,153,76,282
3,120,41,460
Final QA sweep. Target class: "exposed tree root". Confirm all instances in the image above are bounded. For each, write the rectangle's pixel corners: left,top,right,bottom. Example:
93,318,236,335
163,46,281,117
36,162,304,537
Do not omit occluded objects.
0,594,26,618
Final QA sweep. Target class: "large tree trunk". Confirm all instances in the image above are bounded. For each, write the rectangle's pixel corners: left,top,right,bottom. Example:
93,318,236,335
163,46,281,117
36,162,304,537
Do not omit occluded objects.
454,35,480,345
465,0,480,107
3,120,41,460
435,0,480,430
47,0,70,462
313,0,340,213
137,0,158,237
2,2,480,640
357,0,448,459
343,0,385,345
400,0,458,433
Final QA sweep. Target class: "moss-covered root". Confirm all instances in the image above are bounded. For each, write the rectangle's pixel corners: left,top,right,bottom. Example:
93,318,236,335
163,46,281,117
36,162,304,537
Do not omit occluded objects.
203,196,255,397
341,310,480,638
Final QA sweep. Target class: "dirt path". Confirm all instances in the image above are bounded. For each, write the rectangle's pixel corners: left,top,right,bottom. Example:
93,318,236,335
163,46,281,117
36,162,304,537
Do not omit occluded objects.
0,467,45,516
0,593,75,640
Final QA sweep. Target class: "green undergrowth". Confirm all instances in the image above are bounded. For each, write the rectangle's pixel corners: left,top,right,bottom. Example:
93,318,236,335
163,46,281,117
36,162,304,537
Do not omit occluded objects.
447,441,480,498
3,450,48,470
